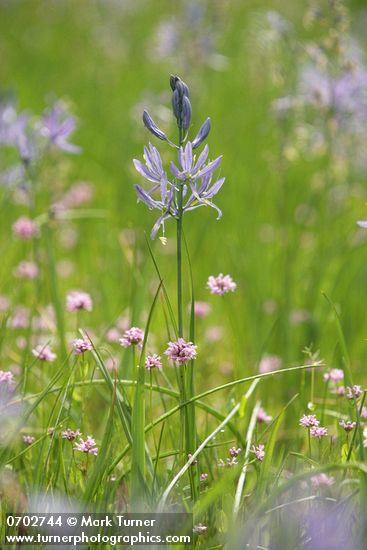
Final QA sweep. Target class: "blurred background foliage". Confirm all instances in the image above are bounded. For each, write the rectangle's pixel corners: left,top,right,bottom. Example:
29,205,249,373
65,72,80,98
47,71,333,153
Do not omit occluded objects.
1,0,367,402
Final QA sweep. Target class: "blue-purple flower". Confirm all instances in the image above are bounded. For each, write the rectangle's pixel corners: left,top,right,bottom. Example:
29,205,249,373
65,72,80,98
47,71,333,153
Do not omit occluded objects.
133,141,225,238
39,104,81,154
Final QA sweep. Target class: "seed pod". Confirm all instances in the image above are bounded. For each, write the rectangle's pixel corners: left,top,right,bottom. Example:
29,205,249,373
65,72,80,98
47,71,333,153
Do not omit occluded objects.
192,117,211,149
142,110,168,141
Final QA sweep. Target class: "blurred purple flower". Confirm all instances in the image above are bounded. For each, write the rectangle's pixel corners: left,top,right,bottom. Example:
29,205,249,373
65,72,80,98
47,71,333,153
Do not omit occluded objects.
39,104,81,154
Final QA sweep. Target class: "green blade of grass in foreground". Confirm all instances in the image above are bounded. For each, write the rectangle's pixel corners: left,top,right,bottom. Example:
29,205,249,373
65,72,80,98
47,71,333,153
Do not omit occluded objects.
130,281,162,509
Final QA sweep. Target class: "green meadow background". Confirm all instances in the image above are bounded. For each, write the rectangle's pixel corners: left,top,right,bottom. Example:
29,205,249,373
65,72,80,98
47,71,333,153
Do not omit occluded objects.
1,0,367,476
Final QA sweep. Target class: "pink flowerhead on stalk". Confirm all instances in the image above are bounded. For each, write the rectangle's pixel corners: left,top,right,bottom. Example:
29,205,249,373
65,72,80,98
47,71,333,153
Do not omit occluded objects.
165,338,197,365
257,407,273,424
66,291,93,312
323,368,344,383
62,428,81,441
251,444,265,462
310,426,328,439
258,354,282,374
74,435,98,455
199,473,208,482
14,261,39,280
207,273,236,295
32,344,57,362
311,473,335,488
0,371,14,385
335,386,346,397
119,327,144,348
361,406,367,419
72,338,92,354
12,217,39,239
23,435,35,445
346,385,363,400
339,420,356,432
145,354,162,370
299,414,320,428
229,446,241,457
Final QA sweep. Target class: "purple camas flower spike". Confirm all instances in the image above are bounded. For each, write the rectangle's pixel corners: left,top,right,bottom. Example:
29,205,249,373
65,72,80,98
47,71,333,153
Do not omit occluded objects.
133,76,225,238
192,117,211,149
142,110,168,142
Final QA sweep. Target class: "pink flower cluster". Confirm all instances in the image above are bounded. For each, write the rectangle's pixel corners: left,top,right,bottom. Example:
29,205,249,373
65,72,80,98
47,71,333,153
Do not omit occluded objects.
145,354,162,369
310,426,328,439
257,407,273,424
72,338,92,354
258,354,282,374
251,444,265,462
219,445,242,467
12,217,39,240
299,415,319,428
62,428,81,441
165,338,197,365
0,370,14,385
74,435,98,455
299,414,328,438
119,327,144,348
339,420,356,432
207,273,237,295
346,385,363,400
311,473,335,488
66,291,93,312
14,261,39,280
323,368,344,383
32,344,57,362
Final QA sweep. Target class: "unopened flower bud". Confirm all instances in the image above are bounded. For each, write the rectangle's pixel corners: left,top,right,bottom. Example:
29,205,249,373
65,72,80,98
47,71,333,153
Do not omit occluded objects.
192,117,211,148
182,96,192,131
142,110,168,141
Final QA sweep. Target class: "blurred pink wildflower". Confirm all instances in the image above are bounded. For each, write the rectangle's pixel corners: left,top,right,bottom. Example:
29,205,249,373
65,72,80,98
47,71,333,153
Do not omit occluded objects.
257,407,273,423
251,444,265,461
339,420,356,432
311,473,335,488
32,344,57,362
346,385,363,400
14,261,39,280
66,291,93,312
323,368,344,383
259,354,282,374
12,217,39,239
62,428,81,441
207,273,236,295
